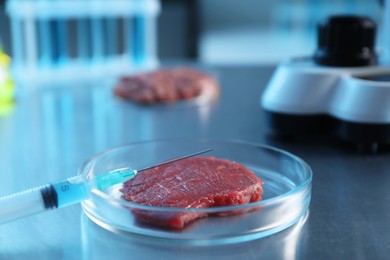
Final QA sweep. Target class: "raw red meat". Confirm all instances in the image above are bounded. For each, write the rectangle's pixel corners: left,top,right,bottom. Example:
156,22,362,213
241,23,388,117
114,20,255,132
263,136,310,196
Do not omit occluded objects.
113,67,219,104
121,156,264,229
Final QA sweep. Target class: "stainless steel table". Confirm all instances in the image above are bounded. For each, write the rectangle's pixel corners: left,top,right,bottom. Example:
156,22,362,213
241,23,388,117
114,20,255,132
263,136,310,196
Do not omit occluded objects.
1,65,389,259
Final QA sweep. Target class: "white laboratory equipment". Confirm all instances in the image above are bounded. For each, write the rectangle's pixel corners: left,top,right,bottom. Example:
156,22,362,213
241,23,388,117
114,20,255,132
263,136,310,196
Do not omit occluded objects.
261,1,390,153
6,0,160,84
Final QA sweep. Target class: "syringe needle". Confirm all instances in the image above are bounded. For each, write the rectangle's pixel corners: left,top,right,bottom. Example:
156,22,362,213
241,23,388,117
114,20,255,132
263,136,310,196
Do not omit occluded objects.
95,148,213,190
138,148,214,172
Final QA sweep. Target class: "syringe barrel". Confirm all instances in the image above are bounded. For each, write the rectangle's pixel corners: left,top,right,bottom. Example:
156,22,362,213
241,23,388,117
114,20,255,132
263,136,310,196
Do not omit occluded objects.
0,185,55,225
0,175,90,225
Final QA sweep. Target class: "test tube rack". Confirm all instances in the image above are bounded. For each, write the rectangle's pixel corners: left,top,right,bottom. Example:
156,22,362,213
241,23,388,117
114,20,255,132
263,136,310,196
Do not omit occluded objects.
6,0,160,84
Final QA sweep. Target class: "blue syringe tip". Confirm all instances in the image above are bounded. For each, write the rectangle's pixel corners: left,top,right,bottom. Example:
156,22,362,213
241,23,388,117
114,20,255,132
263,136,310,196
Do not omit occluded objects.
95,169,137,191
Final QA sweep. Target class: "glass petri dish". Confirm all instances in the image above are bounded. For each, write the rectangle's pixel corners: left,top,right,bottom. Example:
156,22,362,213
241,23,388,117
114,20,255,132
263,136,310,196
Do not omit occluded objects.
80,139,312,245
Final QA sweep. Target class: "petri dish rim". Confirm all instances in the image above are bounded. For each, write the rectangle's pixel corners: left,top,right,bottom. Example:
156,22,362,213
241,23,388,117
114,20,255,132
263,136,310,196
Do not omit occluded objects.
79,138,312,213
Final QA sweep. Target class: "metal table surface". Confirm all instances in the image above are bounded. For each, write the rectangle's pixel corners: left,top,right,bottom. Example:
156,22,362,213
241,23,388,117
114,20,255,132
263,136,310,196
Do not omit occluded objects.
0,64,389,259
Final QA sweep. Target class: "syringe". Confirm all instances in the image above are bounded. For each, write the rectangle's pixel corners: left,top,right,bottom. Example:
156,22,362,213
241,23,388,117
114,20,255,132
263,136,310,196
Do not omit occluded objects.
0,148,212,225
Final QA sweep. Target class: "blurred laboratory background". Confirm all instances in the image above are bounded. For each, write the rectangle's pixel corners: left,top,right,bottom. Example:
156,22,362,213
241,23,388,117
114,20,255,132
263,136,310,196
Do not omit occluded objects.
2,2,390,259
0,0,383,68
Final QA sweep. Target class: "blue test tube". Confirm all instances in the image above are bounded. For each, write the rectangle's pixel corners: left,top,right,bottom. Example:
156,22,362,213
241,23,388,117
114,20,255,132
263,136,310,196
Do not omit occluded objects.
9,0,24,70
51,0,69,64
77,17,90,63
38,0,69,66
39,13,51,66
91,0,104,63
384,0,390,63
133,15,145,65
106,17,118,58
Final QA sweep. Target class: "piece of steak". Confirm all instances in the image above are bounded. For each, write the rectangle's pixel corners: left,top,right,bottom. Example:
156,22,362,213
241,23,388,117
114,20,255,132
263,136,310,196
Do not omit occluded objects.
113,67,219,104
121,156,264,229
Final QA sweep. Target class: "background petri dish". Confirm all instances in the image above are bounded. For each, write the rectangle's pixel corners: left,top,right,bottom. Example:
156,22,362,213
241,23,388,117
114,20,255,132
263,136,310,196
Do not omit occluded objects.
113,66,220,110
80,139,312,245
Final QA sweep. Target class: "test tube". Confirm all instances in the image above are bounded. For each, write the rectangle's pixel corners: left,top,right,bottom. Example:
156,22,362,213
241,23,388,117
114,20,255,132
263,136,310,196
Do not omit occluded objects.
124,15,134,67
38,9,51,66
23,4,38,74
91,0,104,63
383,0,390,63
133,15,145,65
50,0,69,65
9,0,24,72
55,16,69,64
37,0,70,68
144,12,157,68
77,17,90,64
131,0,159,69
105,16,118,59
